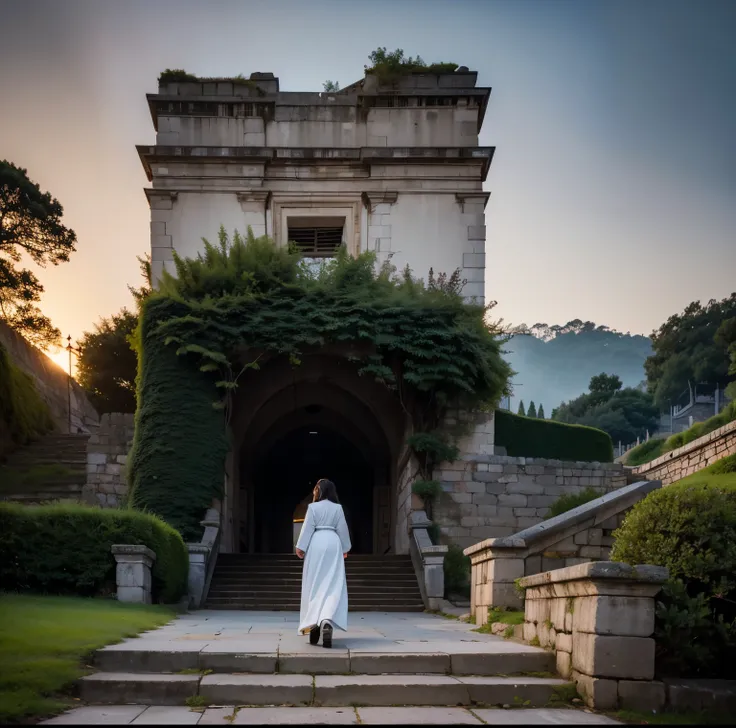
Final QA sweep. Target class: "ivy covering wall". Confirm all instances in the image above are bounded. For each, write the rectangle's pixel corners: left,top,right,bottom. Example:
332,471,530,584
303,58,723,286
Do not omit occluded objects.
127,229,512,539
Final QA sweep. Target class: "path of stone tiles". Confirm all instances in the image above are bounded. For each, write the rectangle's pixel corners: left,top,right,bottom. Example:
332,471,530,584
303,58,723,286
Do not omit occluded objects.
42,705,622,724
109,610,545,655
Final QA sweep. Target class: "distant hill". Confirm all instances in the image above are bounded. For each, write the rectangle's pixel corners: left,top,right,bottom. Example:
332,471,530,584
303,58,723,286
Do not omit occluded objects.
502,320,653,414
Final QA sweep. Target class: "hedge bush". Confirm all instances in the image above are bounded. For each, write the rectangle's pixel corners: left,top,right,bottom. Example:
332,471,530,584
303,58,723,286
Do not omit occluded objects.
0,503,188,603
444,543,470,598
611,479,736,677
544,487,601,520
494,409,613,462
0,342,54,460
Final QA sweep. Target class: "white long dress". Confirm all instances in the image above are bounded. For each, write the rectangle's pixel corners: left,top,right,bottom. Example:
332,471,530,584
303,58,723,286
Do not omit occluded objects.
296,500,352,635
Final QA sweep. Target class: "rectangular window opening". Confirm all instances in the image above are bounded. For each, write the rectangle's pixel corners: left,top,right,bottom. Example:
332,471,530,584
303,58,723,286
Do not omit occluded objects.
287,216,345,257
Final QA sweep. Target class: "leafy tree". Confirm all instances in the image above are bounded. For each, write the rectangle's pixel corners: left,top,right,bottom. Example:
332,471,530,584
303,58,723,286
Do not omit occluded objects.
553,373,659,445
517,400,525,416
76,254,152,414
645,294,736,408
589,373,622,394
527,401,537,418
715,317,736,400
537,403,545,419
0,160,77,349
322,80,340,92
76,310,138,414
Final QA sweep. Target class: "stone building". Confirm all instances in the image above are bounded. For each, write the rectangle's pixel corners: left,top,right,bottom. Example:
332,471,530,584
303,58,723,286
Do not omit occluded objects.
135,69,499,558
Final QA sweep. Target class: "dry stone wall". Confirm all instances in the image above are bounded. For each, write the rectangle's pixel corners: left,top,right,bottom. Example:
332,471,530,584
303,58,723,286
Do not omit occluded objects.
434,455,627,550
83,413,134,507
631,419,736,485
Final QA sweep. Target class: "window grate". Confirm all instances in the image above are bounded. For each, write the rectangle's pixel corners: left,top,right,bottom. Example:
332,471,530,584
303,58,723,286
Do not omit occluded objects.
288,227,343,257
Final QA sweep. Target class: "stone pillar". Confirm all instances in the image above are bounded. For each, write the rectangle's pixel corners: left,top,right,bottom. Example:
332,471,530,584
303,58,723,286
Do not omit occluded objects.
145,190,179,285
465,539,525,621
111,545,156,604
409,510,448,610
187,544,209,609
518,561,668,712
362,191,398,268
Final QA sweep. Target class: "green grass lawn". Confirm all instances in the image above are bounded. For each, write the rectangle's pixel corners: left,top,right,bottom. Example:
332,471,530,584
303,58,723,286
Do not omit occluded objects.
0,593,175,724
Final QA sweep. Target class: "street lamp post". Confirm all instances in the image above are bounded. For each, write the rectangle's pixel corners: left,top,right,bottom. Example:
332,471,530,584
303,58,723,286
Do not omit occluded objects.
66,335,81,434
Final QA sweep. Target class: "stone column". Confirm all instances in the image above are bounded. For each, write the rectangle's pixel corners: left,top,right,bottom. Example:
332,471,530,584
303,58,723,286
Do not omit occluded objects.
111,545,156,604
465,539,526,620
518,561,668,712
145,190,179,285
362,191,398,267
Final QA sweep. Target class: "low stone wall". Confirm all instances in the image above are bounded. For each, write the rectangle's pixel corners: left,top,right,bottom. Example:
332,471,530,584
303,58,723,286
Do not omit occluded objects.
434,454,627,550
83,413,135,507
0,321,98,435
519,561,668,712
631,419,736,485
465,480,661,616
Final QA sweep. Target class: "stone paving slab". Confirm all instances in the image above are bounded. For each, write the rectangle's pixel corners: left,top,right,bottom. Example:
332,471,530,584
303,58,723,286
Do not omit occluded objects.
129,706,202,724
473,708,621,724
357,706,481,724
41,706,622,725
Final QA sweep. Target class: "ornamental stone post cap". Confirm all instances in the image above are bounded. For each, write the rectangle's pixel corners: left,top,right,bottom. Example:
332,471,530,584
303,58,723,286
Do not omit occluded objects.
187,544,211,554
111,544,156,561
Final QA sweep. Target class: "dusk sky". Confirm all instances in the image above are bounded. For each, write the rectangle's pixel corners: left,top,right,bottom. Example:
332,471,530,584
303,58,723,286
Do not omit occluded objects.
1,0,734,370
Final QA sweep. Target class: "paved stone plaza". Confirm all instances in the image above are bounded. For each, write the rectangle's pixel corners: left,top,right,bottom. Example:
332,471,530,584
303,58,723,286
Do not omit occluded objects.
41,611,621,725
42,705,621,724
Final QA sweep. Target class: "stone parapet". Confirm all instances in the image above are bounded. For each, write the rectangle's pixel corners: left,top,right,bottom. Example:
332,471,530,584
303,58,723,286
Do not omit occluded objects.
408,510,448,610
464,480,661,615
630,419,736,485
517,561,668,712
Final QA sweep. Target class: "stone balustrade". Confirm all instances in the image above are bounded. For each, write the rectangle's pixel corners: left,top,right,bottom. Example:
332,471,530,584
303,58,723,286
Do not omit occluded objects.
464,480,661,619
187,507,222,609
111,544,156,604
409,509,448,610
518,561,668,712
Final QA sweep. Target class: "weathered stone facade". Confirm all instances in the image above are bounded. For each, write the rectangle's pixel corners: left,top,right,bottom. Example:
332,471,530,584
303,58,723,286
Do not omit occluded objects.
434,454,627,550
83,413,134,507
631,418,736,485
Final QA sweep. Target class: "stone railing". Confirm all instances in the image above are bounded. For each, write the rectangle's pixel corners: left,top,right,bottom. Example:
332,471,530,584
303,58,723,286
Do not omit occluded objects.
409,510,448,610
518,561,668,712
465,480,661,620
630,418,736,485
187,507,222,609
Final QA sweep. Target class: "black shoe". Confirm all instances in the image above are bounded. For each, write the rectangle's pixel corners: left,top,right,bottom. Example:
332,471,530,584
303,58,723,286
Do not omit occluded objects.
309,625,320,645
322,622,333,649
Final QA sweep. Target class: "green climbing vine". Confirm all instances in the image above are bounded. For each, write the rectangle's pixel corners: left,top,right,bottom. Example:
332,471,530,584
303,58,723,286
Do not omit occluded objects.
127,227,511,539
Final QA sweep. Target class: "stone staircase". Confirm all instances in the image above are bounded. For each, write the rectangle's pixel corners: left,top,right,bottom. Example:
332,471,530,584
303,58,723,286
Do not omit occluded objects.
206,554,425,611
81,619,573,711
0,433,89,504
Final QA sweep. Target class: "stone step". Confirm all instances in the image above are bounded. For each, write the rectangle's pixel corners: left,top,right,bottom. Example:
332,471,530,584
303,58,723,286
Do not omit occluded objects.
95,646,555,677
0,492,83,503
80,672,570,708
203,601,425,611
208,584,421,593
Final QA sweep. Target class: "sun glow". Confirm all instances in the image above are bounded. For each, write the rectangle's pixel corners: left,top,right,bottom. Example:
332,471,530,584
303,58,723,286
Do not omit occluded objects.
44,347,77,378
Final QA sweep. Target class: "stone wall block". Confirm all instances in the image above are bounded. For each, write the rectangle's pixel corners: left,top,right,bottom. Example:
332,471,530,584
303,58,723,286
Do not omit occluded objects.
572,632,655,680
618,680,666,713
572,671,619,711
573,595,655,637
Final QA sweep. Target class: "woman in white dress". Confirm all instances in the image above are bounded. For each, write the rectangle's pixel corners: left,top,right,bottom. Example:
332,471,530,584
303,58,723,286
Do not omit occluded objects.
295,478,351,648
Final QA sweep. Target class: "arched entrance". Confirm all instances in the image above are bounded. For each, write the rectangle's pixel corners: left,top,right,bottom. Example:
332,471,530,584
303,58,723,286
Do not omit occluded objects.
226,352,410,556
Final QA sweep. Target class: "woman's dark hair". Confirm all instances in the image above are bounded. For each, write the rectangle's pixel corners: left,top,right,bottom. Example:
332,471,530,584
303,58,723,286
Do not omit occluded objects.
315,478,340,504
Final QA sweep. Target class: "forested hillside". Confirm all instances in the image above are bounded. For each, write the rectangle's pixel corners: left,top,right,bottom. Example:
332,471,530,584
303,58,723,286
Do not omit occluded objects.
503,320,653,413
